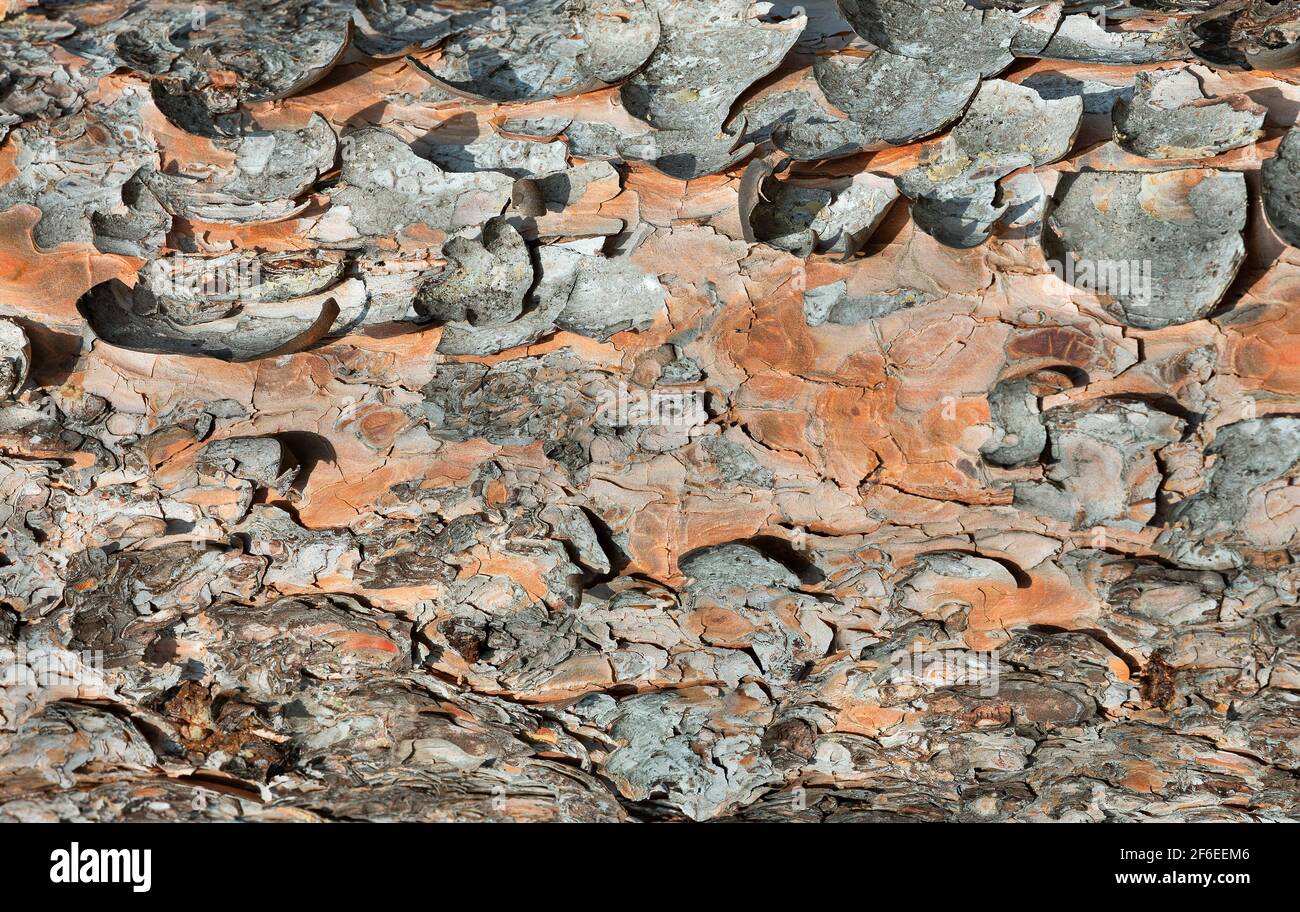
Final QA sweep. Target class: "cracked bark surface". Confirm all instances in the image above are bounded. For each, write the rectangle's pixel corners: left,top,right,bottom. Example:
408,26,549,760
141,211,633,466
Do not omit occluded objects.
1,0,1299,823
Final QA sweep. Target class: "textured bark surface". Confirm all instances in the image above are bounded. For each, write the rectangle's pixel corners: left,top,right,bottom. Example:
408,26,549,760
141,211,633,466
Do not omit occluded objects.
1,0,1299,822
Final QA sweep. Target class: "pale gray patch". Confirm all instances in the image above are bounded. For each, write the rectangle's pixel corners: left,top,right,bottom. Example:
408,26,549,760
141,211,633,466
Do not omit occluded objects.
78,254,362,361
801,282,843,327
144,114,337,224
233,506,356,589
811,51,981,145
549,120,626,160
1173,417,1300,536
895,81,1078,248
1010,3,1064,56
0,704,158,786
0,22,90,139
412,0,658,102
416,217,533,327
434,246,577,356
750,180,832,257
498,116,573,138
196,437,299,496
679,542,800,592
1013,399,1184,530
623,128,756,181
438,240,663,353
814,173,902,256
320,128,513,240
0,319,30,401
997,169,1047,235
825,288,933,322
523,161,620,214
1045,169,1247,329
1040,13,1191,64
896,140,1030,247
803,282,932,326
620,0,803,134
91,169,172,259
1263,128,1300,248
772,115,874,161
541,504,611,575
951,80,1082,168
417,129,569,179
419,350,615,450
1021,73,1135,115
59,0,353,129
909,182,1010,248
79,281,347,360
980,378,1046,468
576,688,777,820
1113,67,1265,160
0,93,155,249
748,171,899,257
555,254,667,340
353,0,454,57
835,0,1021,76
575,0,663,85
139,251,346,305
560,120,754,180
609,0,802,177
660,352,703,384
733,88,828,149
699,436,775,489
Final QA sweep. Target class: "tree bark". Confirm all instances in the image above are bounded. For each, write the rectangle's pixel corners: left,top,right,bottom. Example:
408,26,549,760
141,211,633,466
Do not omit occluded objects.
0,0,1298,822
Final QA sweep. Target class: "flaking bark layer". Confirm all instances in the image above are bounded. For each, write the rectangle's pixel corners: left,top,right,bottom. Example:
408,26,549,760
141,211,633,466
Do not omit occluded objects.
0,0,1299,823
